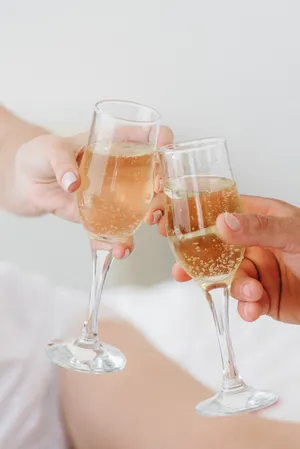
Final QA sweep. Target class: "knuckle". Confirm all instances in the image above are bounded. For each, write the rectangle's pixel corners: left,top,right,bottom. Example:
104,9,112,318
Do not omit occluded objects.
251,213,269,231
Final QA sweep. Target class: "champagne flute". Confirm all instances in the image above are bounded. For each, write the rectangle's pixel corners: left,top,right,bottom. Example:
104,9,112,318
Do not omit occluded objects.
159,138,278,416
46,100,161,374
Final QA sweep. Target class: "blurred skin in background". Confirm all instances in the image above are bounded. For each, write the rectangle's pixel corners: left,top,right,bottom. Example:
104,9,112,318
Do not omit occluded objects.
1,105,300,448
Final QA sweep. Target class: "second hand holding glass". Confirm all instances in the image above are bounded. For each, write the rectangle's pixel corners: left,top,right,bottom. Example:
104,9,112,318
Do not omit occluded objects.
46,100,161,374
159,138,278,416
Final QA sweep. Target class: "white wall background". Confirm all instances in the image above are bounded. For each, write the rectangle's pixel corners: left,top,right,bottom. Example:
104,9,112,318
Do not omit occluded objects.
0,0,300,291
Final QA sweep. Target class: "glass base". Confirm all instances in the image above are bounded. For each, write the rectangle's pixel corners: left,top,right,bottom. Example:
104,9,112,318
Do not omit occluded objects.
196,385,278,417
46,338,126,374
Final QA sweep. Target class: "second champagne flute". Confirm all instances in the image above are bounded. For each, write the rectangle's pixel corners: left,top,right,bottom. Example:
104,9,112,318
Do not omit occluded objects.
47,100,161,374
159,138,278,416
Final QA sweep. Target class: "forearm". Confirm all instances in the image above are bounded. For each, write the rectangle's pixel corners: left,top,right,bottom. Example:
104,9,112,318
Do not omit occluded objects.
0,106,47,210
60,320,300,449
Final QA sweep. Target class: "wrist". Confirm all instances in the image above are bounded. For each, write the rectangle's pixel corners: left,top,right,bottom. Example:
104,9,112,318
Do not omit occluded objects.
0,106,47,152
0,107,48,214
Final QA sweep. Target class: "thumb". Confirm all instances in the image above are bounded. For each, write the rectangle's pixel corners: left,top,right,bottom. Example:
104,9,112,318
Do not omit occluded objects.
49,134,87,193
216,212,300,252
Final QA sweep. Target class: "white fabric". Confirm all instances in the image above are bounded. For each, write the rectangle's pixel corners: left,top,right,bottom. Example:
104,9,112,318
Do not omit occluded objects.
0,261,111,449
0,262,69,449
1,262,300,449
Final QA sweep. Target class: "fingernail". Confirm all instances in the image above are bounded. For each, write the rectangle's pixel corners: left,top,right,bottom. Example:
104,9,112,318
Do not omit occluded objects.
123,249,131,259
242,283,252,298
224,212,240,231
62,172,77,192
152,210,163,224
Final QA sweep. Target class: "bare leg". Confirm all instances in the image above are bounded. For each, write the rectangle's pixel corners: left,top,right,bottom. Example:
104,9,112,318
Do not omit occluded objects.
59,320,300,449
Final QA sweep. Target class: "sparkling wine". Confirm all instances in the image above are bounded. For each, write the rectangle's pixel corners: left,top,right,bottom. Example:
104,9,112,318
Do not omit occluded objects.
165,176,244,284
78,141,154,241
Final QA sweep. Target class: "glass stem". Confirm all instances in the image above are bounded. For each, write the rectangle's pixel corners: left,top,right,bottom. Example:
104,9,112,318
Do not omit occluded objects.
205,285,245,392
81,244,114,342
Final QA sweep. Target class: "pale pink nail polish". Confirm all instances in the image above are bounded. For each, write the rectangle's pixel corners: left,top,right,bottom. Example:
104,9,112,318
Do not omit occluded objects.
152,210,163,224
62,172,77,192
123,249,130,259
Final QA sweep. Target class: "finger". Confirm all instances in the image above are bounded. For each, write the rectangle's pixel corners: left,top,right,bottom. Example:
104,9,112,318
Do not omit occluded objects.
241,195,298,217
237,289,270,322
231,276,264,303
157,126,174,147
48,137,83,193
172,262,192,282
112,237,134,260
157,215,167,237
144,192,164,225
154,173,163,194
90,237,134,260
238,300,263,322
231,257,263,302
216,212,300,252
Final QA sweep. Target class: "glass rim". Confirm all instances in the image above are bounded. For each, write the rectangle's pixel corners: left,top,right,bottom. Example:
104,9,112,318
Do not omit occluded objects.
94,99,161,125
159,137,227,155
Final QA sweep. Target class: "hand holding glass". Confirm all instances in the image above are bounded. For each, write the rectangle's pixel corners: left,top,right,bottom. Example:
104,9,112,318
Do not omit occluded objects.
159,138,278,416
46,100,160,374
